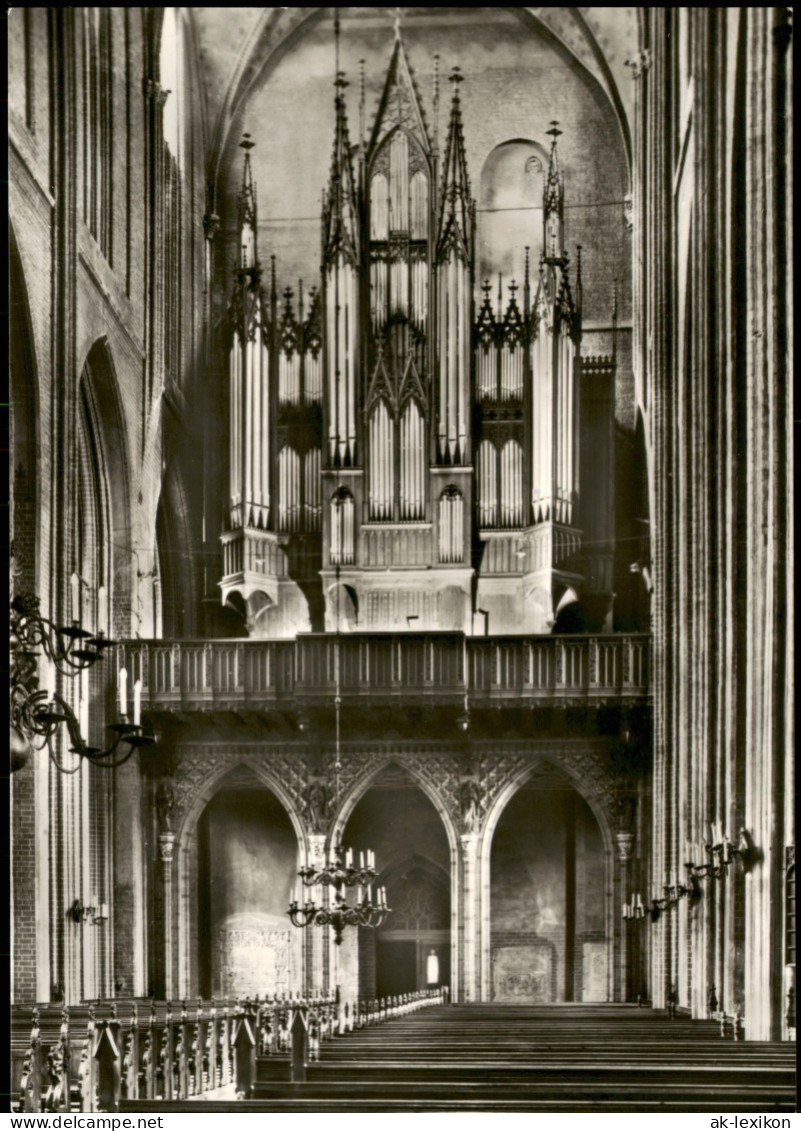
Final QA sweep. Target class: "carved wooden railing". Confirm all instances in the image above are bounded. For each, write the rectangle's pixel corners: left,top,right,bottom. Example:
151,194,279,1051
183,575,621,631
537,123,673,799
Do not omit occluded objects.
13,989,446,1111
712,1008,744,1041
119,633,651,710
14,999,239,1112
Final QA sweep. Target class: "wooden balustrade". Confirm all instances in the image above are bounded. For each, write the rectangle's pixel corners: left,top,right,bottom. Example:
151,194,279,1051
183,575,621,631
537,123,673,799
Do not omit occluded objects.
13,989,445,1111
118,633,651,710
713,1009,744,1041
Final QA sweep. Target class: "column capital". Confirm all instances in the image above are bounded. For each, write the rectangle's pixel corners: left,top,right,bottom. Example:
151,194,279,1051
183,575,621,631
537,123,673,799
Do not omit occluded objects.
460,832,479,861
144,78,170,108
306,834,327,870
203,212,221,242
625,49,652,80
616,831,635,861
159,831,176,864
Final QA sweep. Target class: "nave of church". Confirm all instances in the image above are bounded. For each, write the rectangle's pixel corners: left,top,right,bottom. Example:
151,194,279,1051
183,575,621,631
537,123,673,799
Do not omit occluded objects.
8,5,794,1114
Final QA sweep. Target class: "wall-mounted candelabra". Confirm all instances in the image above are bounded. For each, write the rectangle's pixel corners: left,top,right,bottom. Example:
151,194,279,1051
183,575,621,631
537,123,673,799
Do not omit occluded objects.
624,875,702,923
67,898,109,926
685,825,757,879
288,845,390,945
10,591,155,774
623,827,757,924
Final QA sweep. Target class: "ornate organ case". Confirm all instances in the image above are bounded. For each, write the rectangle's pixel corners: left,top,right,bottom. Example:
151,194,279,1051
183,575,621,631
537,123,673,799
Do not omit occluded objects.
219,35,615,638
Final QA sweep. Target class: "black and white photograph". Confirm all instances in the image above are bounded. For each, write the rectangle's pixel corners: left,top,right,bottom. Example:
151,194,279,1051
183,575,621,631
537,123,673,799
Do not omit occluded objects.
8,6,795,1118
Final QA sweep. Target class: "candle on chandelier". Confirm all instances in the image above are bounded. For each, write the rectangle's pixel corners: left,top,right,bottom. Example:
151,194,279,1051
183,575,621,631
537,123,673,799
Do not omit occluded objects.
118,668,128,717
346,848,353,869
359,851,365,870
79,696,89,748
97,586,108,636
133,680,142,726
71,572,81,622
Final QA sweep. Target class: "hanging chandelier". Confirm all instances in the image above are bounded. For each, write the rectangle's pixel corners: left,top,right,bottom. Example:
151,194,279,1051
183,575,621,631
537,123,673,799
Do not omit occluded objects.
10,591,155,774
286,544,390,942
288,844,390,945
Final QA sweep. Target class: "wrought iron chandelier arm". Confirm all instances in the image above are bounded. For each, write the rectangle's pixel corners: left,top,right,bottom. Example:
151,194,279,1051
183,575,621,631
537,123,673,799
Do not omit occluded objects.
10,592,153,776
12,593,112,676
81,743,141,770
32,691,153,768
46,737,84,776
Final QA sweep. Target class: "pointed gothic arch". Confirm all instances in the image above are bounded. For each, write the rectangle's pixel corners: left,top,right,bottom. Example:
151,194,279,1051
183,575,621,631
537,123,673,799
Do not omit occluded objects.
477,754,617,1002
330,756,461,999
156,455,198,638
78,340,133,625
174,758,307,998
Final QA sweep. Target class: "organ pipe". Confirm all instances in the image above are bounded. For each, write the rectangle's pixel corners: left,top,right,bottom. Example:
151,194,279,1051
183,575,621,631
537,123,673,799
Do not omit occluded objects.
327,258,358,466
331,491,354,564
410,171,428,239
229,336,242,523
305,353,322,403
371,174,389,239
500,440,523,528
478,440,497,527
437,255,470,463
390,132,409,230
438,489,464,563
399,401,425,519
279,349,300,405
305,448,321,530
278,446,301,532
369,402,394,520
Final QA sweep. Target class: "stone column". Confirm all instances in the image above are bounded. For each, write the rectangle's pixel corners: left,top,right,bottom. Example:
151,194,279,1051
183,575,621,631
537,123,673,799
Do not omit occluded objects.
201,209,221,624
306,835,326,994
616,831,634,1002
159,832,176,1000
112,758,145,997
460,833,479,1002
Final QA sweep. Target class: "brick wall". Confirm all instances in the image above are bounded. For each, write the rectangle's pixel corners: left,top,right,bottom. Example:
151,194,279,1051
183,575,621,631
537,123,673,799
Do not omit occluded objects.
8,5,208,1006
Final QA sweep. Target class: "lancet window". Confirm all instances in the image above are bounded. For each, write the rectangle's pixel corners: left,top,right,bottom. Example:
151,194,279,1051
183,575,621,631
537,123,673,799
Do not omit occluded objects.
82,8,113,260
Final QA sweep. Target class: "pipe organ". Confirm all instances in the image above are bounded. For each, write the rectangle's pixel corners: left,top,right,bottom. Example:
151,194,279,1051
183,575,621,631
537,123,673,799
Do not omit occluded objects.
220,34,615,637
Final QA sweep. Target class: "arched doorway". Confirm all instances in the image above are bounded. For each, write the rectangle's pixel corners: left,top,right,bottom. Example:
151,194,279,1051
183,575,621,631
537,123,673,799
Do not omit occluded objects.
488,763,608,1003
374,856,450,999
196,770,300,999
341,767,452,999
